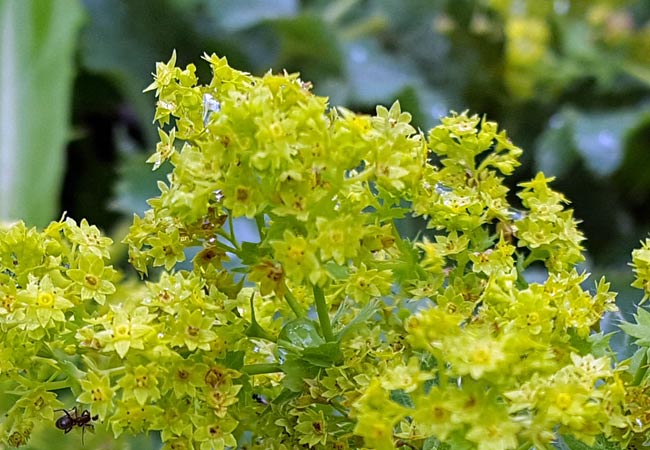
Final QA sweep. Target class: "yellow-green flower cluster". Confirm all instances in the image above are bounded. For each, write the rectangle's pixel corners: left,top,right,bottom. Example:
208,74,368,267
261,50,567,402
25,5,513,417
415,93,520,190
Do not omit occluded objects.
0,218,117,444
2,52,649,450
0,217,257,448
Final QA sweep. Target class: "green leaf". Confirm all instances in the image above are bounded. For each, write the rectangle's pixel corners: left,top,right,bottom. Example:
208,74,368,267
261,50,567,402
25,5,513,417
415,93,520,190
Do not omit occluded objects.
324,261,349,280
271,14,343,80
223,350,246,370
587,331,615,358
281,356,319,392
302,342,342,367
0,0,84,226
423,436,451,450
240,241,263,265
628,347,649,386
335,297,382,340
278,317,324,351
207,0,298,33
619,307,650,347
389,389,414,408
536,107,644,179
555,434,621,450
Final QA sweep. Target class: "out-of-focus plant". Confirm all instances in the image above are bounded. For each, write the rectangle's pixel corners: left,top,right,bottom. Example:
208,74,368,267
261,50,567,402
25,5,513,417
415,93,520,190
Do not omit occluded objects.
0,0,83,227
4,52,650,450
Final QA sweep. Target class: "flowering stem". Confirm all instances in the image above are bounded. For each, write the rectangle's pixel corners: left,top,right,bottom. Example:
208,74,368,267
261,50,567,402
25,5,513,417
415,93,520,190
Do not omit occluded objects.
242,363,282,375
283,287,306,318
312,284,335,342
247,291,277,342
255,214,266,241
43,380,70,391
223,212,241,251
213,237,238,254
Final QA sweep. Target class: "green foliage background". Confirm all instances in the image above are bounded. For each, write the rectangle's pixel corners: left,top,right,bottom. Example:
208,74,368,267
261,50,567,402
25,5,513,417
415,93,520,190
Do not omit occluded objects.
1,0,650,447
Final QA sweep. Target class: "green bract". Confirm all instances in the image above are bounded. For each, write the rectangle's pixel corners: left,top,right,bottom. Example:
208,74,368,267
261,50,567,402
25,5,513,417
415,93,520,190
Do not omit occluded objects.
1,52,650,450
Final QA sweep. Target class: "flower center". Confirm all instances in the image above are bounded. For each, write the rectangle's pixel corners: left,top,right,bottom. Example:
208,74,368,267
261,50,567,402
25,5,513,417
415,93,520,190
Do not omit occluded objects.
37,292,54,307
471,348,490,364
85,274,99,287
555,392,572,410
236,187,249,202
115,324,130,337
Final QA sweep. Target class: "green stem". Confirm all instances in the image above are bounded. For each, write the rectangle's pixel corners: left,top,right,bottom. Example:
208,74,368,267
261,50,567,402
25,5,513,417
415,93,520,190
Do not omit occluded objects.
43,380,70,391
242,363,282,376
247,292,277,342
633,350,648,386
255,214,266,241
312,284,335,342
225,212,241,251
283,286,306,318
211,235,238,254
433,352,448,388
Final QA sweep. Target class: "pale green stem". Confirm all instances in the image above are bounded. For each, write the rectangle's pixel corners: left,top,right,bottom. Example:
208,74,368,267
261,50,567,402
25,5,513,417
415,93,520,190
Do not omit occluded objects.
248,291,277,342
242,363,282,375
255,214,266,241
312,284,335,342
283,286,306,318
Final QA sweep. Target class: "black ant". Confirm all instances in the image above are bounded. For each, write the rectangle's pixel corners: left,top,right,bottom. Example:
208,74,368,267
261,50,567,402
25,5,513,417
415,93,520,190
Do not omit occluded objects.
55,406,98,445
252,393,269,405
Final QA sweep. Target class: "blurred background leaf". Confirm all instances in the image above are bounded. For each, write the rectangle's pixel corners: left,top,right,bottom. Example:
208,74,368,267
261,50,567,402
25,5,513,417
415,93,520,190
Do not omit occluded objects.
0,0,84,227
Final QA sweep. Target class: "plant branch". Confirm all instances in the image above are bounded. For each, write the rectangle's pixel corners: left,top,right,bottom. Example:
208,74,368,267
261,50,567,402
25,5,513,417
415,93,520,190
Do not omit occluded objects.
313,284,335,342
242,363,282,376
283,286,306,318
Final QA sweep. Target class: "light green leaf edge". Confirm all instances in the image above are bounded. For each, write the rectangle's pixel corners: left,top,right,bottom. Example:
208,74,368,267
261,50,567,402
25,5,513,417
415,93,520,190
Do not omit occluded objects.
0,0,84,226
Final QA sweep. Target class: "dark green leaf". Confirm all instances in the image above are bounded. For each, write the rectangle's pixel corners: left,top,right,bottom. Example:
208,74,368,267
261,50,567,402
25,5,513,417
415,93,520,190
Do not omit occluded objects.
81,0,201,144
223,350,245,370
335,297,382,340
281,356,320,392
278,317,324,351
302,342,342,367
324,261,349,280
240,241,263,265
272,14,343,80
555,434,621,450
389,389,414,408
422,436,451,450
